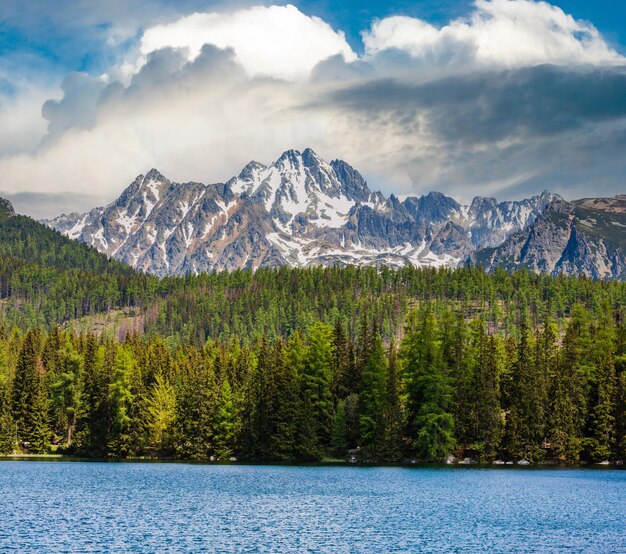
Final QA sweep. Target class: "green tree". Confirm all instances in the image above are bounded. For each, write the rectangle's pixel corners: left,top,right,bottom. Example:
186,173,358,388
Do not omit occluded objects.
213,378,239,460
588,349,617,462
145,373,177,451
474,335,503,461
401,308,455,461
330,399,348,456
108,346,136,457
381,340,403,462
49,341,83,447
268,340,300,461
359,333,387,454
302,322,334,446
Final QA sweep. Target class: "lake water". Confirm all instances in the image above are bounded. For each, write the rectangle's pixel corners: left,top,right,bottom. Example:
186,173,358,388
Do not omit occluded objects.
0,462,624,553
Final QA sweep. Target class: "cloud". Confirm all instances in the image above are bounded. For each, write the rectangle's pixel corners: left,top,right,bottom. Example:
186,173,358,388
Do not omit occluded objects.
138,4,357,81
363,0,624,68
325,65,626,143
41,73,107,141
2,1,626,219
0,191,105,220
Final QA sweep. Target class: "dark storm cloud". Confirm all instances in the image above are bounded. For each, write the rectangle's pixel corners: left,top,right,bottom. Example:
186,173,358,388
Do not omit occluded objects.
325,64,626,144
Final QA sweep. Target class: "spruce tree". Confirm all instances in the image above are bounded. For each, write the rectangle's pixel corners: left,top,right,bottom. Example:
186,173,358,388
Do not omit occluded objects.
49,341,83,447
302,322,334,446
401,308,455,461
213,378,239,460
474,335,503,461
0,383,15,455
359,333,387,454
268,340,299,460
76,337,108,456
381,340,403,462
11,330,40,445
588,352,617,462
108,346,136,457
548,321,586,463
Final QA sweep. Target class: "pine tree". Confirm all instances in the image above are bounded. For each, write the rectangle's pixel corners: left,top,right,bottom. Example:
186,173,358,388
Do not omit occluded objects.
401,308,455,461
474,335,503,461
381,340,403,462
588,326,617,462
11,330,40,445
247,338,276,459
302,322,334,446
11,330,49,452
547,321,586,463
0,383,15,454
108,346,136,457
213,378,239,460
0,342,14,454
359,333,387,454
502,319,545,461
332,319,350,400
268,340,300,461
49,341,83,447
28,373,50,454
75,337,108,456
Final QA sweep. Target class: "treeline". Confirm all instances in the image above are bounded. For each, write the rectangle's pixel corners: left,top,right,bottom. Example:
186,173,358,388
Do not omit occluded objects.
1,300,624,463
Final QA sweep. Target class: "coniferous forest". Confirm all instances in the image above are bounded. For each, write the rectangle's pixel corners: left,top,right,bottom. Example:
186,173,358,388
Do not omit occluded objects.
0,208,625,464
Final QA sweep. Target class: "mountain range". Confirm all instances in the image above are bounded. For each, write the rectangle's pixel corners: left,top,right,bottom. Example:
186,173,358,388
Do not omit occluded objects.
43,148,626,280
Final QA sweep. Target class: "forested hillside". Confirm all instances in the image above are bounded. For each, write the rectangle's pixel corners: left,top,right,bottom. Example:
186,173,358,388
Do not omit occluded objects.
0,200,156,327
0,267,624,463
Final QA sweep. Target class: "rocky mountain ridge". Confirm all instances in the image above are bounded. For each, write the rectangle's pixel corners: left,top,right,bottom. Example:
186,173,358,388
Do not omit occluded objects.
43,148,622,279
472,195,626,280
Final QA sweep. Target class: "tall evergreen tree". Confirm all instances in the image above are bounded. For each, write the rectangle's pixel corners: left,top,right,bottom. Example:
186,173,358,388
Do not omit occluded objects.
302,322,334,446
213,378,239,460
49,340,83,447
108,346,136,457
401,308,455,461
268,340,299,460
474,335,503,461
359,333,387,454
381,340,403,461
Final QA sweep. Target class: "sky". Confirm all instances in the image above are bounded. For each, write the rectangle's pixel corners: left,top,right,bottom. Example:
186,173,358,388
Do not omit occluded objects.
1,0,626,218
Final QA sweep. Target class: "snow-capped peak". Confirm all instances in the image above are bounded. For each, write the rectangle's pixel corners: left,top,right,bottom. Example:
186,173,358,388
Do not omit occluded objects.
43,149,564,277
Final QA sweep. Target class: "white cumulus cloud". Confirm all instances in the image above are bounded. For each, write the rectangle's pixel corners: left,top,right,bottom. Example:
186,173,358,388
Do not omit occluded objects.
138,4,357,81
363,0,624,68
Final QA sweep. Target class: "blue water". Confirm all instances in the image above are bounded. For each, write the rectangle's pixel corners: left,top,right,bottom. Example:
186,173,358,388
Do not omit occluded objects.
0,463,624,553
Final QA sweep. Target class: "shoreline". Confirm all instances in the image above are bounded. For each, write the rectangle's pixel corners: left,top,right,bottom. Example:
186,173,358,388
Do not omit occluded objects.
1,455,624,469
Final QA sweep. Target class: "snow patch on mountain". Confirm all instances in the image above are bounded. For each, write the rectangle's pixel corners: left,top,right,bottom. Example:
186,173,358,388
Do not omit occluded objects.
43,149,561,277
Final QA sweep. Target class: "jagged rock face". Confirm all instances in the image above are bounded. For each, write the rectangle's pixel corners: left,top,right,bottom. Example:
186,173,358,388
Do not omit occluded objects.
44,148,562,277
472,196,626,280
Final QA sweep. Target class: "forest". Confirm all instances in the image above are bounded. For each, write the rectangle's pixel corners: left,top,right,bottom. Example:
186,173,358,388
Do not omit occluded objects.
0,207,625,463
1,268,625,464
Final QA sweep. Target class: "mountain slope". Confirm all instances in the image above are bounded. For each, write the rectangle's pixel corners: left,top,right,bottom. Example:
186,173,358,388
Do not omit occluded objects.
472,195,626,280
45,149,558,277
0,198,134,276
0,197,156,328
